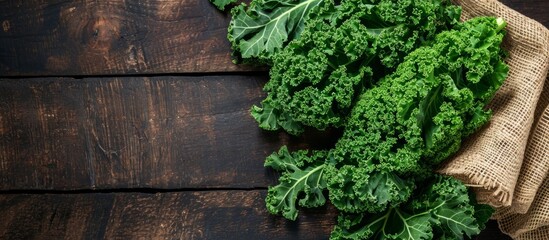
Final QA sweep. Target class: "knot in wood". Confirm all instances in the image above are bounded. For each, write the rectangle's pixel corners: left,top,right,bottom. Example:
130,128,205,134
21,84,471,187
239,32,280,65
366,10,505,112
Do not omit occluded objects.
87,16,120,52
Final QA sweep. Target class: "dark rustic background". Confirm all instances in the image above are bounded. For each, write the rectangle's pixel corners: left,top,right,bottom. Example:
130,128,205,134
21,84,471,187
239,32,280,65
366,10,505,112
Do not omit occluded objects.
0,0,547,239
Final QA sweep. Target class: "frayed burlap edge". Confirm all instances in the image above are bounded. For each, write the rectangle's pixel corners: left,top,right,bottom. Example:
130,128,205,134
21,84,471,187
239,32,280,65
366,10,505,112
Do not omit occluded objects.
496,167,549,239
502,79,549,215
493,80,549,239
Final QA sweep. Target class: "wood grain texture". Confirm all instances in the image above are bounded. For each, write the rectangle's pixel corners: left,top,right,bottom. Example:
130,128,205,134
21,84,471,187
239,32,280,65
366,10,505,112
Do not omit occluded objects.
0,0,256,76
0,191,509,240
0,75,339,190
0,0,547,76
0,1,546,238
0,191,337,240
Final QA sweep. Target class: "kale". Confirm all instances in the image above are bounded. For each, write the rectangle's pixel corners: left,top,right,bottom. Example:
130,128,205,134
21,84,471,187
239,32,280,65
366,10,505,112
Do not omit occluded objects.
252,0,461,133
264,17,507,239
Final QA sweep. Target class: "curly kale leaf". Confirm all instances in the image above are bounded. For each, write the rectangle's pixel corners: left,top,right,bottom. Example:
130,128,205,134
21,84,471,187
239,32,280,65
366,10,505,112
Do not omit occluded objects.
331,16,508,178
261,18,375,130
265,145,309,171
331,208,433,240
251,99,304,135
210,0,237,11
418,17,508,164
412,175,494,240
265,147,328,220
228,0,326,62
330,175,493,240
325,165,415,213
253,0,461,133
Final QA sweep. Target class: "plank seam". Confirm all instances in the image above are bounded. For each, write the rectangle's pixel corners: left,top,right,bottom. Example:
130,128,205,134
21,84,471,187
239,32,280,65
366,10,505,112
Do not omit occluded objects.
0,187,269,194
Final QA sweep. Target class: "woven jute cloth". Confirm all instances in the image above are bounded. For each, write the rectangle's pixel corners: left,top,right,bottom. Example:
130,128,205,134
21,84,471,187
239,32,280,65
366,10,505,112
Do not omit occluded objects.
438,0,549,239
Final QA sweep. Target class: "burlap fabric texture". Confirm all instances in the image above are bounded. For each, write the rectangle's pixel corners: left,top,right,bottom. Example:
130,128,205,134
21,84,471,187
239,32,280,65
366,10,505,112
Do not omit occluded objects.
438,0,549,239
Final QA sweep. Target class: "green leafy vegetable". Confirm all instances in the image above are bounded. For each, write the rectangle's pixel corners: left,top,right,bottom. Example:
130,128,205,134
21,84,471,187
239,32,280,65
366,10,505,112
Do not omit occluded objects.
331,175,491,240
263,16,507,239
325,16,508,214
264,147,328,220
228,0,326,62
211,0,237,11
325,165,415,214
209,0,507,238
253,0,461,132
251,99,304,135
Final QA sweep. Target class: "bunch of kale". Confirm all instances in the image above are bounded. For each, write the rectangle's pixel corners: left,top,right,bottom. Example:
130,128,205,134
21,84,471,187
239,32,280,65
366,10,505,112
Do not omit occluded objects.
211,0,509,239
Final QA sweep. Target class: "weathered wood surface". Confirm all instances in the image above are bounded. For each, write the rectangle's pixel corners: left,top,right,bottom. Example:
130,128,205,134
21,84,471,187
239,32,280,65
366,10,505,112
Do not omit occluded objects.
0,191,509,240
0,75,339,190
0,0,548,76
0,1,547,239
0,0,256,76
0,191,337,240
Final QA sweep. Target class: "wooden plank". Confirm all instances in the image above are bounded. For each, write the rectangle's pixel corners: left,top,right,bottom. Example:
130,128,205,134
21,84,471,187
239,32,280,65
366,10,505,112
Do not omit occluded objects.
0,191,336,239
0,0,256,76
0,191,510,239
1,1,548,76
0,75,339,190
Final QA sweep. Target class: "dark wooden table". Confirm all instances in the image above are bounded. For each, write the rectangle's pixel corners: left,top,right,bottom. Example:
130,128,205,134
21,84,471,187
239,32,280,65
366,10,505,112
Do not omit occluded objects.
0,0,547,239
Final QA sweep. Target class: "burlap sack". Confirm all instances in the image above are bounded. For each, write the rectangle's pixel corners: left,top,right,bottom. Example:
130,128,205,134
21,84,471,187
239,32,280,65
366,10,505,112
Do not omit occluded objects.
438,0,549,239
491,79,549,239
